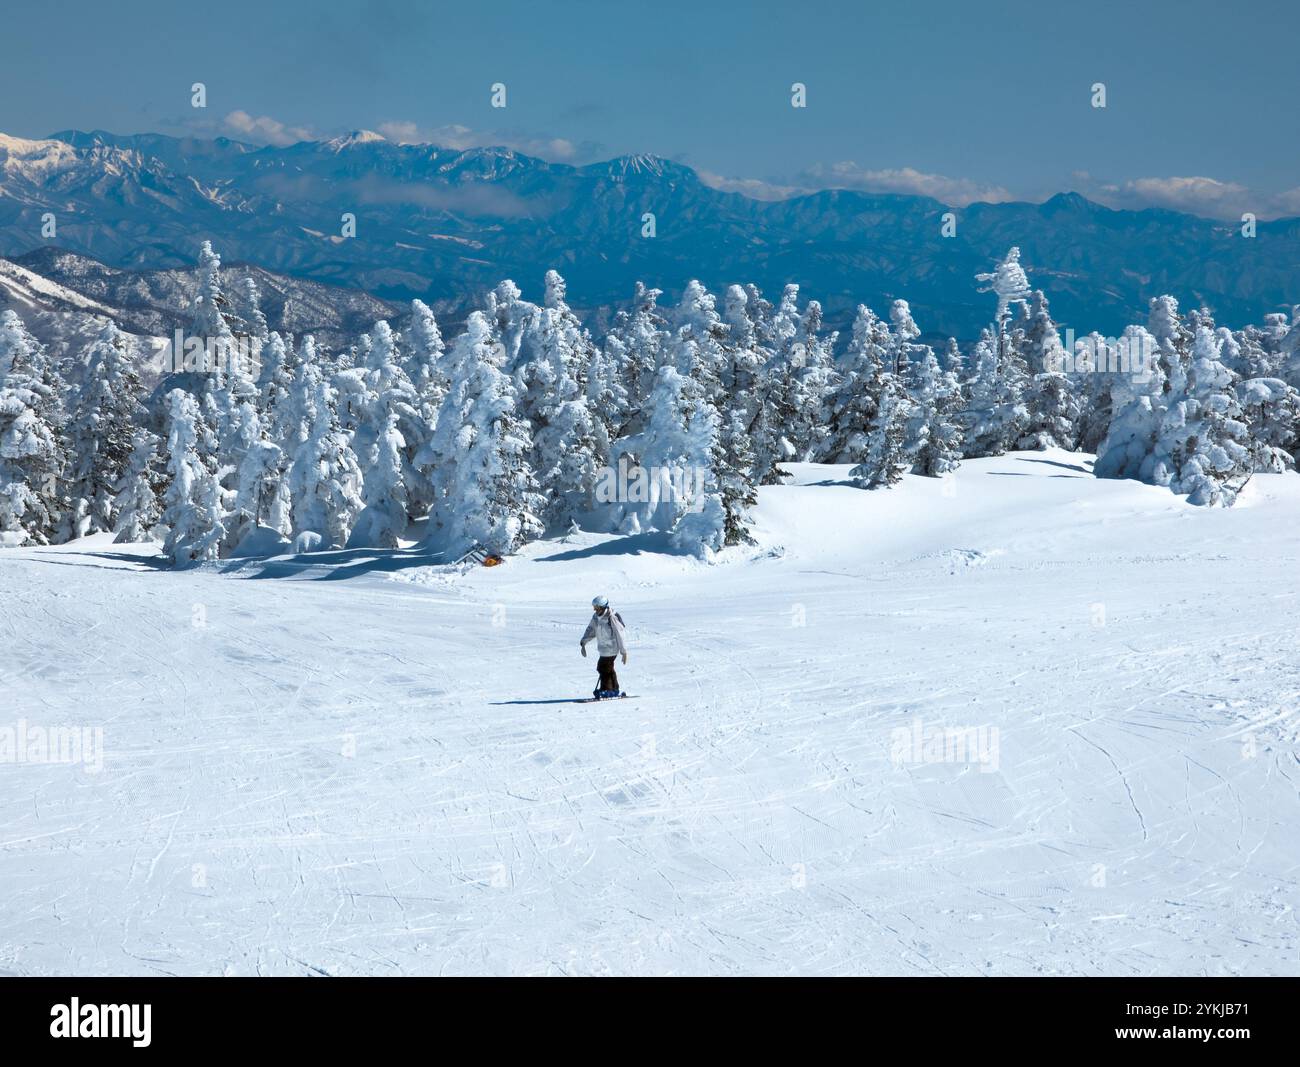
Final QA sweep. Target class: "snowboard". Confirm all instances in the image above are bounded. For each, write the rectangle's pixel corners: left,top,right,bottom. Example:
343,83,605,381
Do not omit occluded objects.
581,692,634,703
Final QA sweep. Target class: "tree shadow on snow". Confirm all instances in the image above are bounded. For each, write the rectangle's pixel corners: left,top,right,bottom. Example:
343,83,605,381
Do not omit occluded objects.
535,530,689,562
1011,456,1093,476
24,549,172,572
223,545,453,581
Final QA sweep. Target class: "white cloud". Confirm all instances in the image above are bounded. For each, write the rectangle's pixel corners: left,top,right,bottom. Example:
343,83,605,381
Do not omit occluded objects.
803,163,1015,206
377,121,581,161
223,110,314,147
699,162,1014,206
1075,174,1300,221
696,171,801,200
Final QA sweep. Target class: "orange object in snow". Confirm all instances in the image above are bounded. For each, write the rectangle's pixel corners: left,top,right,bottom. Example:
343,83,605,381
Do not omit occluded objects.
482,555,503,567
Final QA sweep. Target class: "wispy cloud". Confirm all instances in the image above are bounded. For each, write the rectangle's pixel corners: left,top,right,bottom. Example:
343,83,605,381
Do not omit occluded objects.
1072,171,1300,221
801,163,1015,206
698,162,1014,206
376,121,597,162
696,171,802,201
222,110,315,147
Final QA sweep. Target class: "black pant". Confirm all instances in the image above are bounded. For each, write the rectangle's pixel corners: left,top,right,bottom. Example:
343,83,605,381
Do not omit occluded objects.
596,655,620,693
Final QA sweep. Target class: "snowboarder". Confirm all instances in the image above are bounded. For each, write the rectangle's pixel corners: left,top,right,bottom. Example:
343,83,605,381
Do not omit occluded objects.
580,595,628,699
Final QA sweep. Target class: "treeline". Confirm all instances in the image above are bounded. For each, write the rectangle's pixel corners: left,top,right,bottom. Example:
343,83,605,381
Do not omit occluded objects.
1,243,1297,564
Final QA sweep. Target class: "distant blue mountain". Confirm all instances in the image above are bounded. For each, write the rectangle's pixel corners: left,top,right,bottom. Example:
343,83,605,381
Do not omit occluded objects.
1,129,1297,339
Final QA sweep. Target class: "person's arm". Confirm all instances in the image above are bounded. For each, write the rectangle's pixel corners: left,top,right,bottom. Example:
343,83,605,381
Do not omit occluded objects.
613,615,628,659
580,616,596,655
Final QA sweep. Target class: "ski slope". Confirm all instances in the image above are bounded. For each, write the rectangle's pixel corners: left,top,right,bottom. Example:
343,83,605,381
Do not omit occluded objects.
1,450,1298,976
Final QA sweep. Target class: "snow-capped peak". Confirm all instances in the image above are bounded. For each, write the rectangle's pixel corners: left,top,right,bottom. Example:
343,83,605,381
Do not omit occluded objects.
325,130,387,151
0,133,80,180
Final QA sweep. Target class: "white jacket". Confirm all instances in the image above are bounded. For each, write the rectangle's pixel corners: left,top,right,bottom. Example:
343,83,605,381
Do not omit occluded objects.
581,609,627,656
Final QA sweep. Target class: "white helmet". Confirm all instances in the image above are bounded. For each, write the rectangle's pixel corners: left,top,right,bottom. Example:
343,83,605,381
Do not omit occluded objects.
592,595,609,609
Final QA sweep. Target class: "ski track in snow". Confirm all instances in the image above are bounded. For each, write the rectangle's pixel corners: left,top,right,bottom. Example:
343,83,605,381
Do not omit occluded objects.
1,449,1298,976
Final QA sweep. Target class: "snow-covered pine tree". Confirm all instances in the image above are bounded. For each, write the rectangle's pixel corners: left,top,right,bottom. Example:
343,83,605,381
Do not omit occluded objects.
906,344,964,476
1148,295,1192,402
285,361,364,550
821,304,890,464
1236,377,1299,473
225,402,290,553
1017,290,1080,450
191,240,234,341
1158,326,1254,506
0,310,66,545
1072,332,1116,455
256,330,294,420
619,361,727,559
60,319,145,539
588,282,668,461
750,284,812,483
977,247,1033,358
112,429,163,544
160,389,228,565
422,311,543,557
516,271,601,531
352,319,426,523
403,299,446,518
1094,326,1167,482
851,369,914,489
349,412,408,548
232,274,269,341
959,328,1026,457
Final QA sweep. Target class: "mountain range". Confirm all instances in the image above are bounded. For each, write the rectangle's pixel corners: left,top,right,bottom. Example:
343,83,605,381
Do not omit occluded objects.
2,128,1299,341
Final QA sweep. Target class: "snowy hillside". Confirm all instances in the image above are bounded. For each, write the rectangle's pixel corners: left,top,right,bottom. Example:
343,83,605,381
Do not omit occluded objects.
2,451,1297,976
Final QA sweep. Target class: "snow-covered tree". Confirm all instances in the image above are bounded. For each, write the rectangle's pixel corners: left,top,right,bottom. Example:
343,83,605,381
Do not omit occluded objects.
821,304,890,464
516,271,601,530
1072,332,1117,455
0,311,65,545
190,240,234,341
232,274,269,341
225,402,290,552
1016,290,1080,450
977,246,1033,350
285,361,364,549
618,362,727,558
349,412,408,548
906,346,964,476
1237,377,1299,473
1158,327,1254,506
112,429,163,544
256,330,294,418
851,372,914,489
160,389,228,565
403,299,446,516
60,320,145,539
1094,326,1167,482
959,328,1027,457
421,311,543,557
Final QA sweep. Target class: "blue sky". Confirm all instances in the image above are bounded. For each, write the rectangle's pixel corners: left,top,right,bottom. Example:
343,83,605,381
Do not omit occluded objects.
3,0,1297,218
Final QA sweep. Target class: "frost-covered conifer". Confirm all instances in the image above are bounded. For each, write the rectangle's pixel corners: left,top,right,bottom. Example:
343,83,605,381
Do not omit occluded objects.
112,429,163,544
1158,327,1254,506
422,311,543,556
161,389,228,565
0,310,65,545
60,319,144,539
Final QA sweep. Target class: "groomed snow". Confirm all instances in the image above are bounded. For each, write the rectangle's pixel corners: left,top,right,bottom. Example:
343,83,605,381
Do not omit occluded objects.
1,450,1297,975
